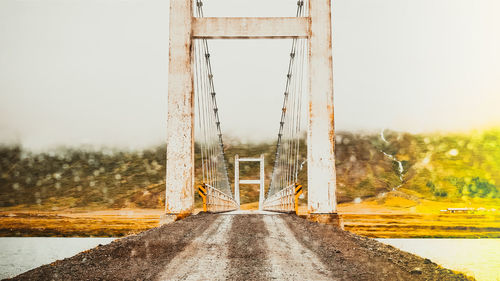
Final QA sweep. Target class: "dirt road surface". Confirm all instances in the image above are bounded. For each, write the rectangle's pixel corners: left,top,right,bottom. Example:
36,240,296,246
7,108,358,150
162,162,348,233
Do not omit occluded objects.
7,212,473,281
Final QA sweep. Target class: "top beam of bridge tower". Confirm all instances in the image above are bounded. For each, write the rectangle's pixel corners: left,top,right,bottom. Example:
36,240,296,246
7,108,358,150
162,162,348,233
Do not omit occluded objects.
192,17,310,39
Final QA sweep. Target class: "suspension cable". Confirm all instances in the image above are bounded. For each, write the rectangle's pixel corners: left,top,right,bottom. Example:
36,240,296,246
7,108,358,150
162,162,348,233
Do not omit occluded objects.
268,1,307,198
194,0,232,197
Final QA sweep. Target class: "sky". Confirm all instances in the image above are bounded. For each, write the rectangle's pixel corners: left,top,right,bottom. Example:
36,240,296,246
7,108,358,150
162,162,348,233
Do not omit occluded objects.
0,0,499,150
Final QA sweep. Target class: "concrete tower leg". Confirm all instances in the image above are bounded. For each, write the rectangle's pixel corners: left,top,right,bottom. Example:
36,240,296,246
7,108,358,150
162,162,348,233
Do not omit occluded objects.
307,0,341,226
162,0,194,224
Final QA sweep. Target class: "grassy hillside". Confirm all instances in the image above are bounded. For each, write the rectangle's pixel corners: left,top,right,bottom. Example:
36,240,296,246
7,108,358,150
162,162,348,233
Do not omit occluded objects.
387,129,500,201
1,129,499,210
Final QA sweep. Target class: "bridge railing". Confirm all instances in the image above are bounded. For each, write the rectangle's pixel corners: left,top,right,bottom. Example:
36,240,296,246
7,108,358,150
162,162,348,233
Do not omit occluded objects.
198,184,238,213
263,183,302,214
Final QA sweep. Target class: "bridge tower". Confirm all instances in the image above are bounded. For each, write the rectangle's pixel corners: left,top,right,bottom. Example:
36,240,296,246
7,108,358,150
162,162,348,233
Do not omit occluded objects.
164,0,336,222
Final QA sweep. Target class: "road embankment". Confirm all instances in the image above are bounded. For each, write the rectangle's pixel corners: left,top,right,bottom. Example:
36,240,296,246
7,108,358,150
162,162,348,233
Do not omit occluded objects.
6,213,473,281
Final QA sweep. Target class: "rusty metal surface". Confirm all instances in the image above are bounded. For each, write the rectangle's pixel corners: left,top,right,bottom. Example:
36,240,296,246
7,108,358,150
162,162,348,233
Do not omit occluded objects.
165,0,337,216
307,0,337,214
192,17,310,39
165,0,194,215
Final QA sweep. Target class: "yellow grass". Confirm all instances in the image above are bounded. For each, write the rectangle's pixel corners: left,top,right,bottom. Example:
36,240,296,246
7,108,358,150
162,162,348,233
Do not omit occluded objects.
0,209,164,237
239,202,260,210
1,192,499,238
295,192,500,238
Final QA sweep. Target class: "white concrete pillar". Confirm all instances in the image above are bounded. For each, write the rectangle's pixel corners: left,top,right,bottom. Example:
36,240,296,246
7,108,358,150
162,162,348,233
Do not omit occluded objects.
307,0,337,214
234,154,240,206
165,0,194,216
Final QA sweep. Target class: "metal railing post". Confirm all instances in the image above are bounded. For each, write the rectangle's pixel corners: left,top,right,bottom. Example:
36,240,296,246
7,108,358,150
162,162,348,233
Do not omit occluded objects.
234,154,240,207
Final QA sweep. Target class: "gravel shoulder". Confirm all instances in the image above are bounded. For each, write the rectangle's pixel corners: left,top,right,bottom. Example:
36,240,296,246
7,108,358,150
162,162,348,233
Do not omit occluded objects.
6,213,217,281
283,215,474,281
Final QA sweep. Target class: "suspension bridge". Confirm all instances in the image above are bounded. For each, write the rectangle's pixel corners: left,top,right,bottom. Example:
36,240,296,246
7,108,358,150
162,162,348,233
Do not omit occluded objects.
165,0,337,223
8,1,471,280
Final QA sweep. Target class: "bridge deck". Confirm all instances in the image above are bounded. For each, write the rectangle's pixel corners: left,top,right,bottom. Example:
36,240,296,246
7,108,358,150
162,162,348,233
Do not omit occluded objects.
10,213,471,281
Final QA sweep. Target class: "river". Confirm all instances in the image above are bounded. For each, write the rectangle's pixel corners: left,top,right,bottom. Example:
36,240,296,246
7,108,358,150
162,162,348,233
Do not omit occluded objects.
378,238,500,281
0,238,498,280
0,237,115,279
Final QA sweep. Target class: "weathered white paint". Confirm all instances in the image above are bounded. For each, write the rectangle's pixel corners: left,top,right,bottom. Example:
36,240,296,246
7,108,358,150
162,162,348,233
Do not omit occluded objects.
192,17,310,39
166,0,337,216
204,184,238,212
234,154,240,206
239,179,261,185
234,154,265,209
237,157,262,162
165,0,194,215
259,154,265,210
307,0,337,213
262,183,295,212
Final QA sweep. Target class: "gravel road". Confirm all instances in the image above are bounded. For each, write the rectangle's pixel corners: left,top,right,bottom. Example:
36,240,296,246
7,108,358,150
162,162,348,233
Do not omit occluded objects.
7,212,473,281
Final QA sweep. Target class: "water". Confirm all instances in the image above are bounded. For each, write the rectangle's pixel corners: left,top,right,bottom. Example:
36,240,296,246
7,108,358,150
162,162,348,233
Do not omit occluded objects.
378,238,500,281
0,238,498,280
0,237,115,279
380,129,404,189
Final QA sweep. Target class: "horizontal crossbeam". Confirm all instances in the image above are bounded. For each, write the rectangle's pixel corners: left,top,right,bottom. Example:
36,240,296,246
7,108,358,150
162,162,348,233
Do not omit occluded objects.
239,179,261,185
192,17,310,39
238,158,263,162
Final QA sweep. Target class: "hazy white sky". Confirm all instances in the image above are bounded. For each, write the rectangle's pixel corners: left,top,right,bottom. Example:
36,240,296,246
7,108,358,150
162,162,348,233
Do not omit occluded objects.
1,0,499,150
